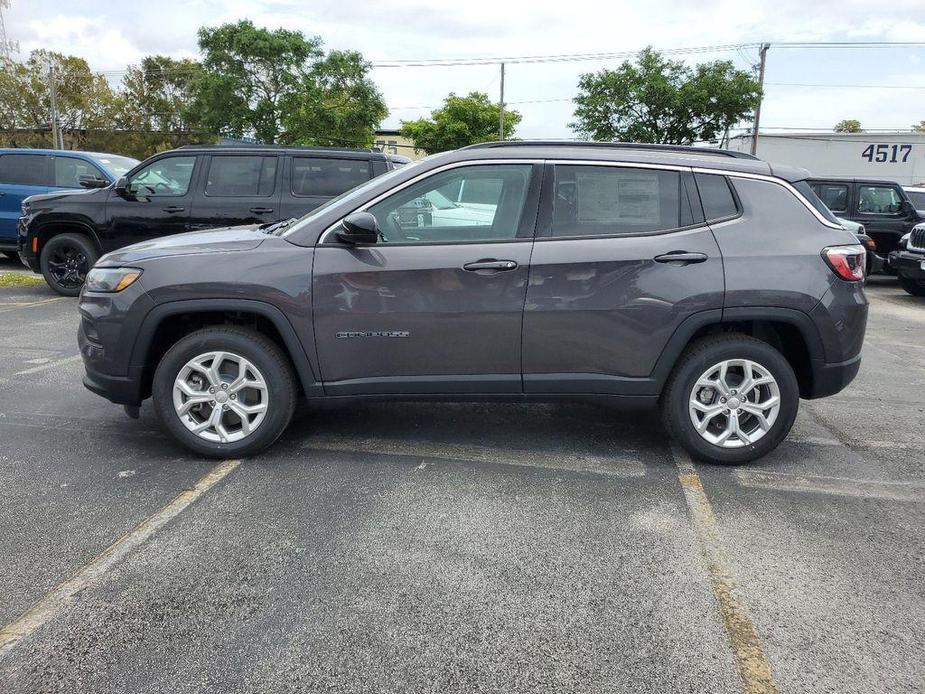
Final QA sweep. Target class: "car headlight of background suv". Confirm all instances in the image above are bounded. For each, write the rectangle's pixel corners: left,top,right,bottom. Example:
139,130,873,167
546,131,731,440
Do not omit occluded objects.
84,267,143,293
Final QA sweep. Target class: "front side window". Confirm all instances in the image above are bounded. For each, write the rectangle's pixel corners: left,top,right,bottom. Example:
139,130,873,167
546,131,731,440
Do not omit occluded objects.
292,157,371,197
0,154,50,186
205,156,277,197
127,156,196,197
809,182,849,214
55,157,105,188
365,164,532,244
551,165,684,237
857,185,903,214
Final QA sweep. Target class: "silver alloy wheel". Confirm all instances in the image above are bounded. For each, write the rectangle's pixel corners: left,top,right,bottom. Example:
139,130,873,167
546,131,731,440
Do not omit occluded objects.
688,359,781,448
172,351,269,444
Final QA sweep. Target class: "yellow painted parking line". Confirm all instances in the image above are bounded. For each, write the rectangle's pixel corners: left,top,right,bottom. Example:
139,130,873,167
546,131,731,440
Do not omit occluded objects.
672,445,778,694
0,297,66,314
303,434,647,477
0,459,241,659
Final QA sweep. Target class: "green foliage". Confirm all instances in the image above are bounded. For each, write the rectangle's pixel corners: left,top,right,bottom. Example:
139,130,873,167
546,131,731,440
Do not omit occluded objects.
193,20,385,146
570,47,762,144
400,92,521,154
912,120,925,133
834,119,863,133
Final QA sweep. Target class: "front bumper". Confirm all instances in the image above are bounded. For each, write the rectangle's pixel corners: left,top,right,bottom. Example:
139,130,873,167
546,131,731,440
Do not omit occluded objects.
890,250,925,281
17,217,40,272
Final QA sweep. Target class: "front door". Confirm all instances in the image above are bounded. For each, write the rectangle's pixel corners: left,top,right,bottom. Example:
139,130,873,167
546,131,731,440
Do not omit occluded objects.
523,163,724,394
187,153,282,230
104,154,198,251
312,162,541,395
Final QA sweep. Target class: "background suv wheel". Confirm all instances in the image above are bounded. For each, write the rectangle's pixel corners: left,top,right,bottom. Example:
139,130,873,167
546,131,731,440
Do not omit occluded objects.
662,334,799,464
152,327,297,458
898,276,925,297
39,233,98,296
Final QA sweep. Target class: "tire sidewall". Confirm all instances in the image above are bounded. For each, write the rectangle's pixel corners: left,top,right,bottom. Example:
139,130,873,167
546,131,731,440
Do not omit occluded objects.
40,233,98,297
667,339,799,464
153,330,295,458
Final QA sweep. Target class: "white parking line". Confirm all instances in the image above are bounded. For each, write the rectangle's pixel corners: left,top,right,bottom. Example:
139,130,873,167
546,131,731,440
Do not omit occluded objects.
0,459,241,659
303,434,647,477
14,355,81,376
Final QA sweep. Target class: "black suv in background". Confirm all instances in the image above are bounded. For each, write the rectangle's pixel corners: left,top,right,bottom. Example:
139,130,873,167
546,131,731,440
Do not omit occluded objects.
807,177,923,269
19,146,410,295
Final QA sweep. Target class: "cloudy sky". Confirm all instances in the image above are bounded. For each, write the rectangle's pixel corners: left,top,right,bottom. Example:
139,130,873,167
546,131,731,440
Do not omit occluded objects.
5,0,925,140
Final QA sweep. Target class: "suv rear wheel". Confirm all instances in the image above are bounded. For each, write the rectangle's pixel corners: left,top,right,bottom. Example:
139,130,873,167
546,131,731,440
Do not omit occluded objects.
152,327,297,458
40,233,98,296
662,334,799,464
899,276,925,297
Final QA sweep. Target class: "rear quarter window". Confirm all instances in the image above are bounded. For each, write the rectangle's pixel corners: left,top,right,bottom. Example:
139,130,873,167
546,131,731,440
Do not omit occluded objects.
695,173,739,222
291,157,371,197
0,154,51,186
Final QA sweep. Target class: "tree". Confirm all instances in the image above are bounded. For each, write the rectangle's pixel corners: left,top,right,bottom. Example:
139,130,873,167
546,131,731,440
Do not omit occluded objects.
912,120,925,133
193,20,385,145
116,56,202,133
400,92,521,154
0,50,117,147
570,47,762,144
834,119,863,133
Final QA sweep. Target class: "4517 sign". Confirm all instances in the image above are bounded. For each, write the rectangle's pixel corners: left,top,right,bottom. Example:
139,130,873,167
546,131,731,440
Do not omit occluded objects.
861,143,912,163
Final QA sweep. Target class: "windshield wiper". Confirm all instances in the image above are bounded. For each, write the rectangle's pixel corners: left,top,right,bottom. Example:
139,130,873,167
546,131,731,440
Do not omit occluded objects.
261,218,298,235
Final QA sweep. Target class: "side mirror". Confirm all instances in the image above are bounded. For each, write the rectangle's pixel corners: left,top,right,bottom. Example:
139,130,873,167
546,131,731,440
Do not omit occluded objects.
78,175,109,189
113,176,129,196
336,212,379,244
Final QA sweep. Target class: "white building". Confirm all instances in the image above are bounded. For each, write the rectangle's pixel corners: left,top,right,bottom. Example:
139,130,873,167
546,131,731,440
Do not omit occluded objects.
728,131,925,185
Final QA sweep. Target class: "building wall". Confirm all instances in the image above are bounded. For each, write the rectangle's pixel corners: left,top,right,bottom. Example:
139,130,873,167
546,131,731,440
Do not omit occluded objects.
373,131,423,160
729,133,925,185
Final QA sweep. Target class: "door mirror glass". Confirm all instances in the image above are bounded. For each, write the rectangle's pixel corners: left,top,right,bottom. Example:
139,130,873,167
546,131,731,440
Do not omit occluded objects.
337,212,380,244
113,176,128,195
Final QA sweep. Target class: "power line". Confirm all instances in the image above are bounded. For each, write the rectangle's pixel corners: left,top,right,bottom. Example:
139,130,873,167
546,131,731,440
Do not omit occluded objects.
766,81,925,89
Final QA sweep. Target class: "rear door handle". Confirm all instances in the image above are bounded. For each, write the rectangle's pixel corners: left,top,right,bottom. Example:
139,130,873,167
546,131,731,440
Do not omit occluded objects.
162,205,185,213
250,207,274,214
463,259,518,272
654,251,708,264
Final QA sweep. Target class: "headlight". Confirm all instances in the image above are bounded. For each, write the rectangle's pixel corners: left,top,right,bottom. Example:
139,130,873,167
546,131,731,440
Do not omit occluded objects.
84,267,143,292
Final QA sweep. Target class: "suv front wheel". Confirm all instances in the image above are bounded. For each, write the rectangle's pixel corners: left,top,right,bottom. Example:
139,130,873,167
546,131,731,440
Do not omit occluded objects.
152,327,297,458
40,233,99,296
662,334,799,464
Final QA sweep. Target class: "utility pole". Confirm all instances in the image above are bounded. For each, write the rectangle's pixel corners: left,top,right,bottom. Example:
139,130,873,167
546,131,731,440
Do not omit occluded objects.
499,62,505,141
48,62,62,149
750,43,770,156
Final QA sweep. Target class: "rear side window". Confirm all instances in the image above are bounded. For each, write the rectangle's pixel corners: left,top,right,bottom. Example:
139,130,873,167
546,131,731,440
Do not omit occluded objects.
551,165,684,237
205,156,277,197
809,182,849,214
292,157,371,197
54,157,105,188
0,154,50,186
695,173,738,221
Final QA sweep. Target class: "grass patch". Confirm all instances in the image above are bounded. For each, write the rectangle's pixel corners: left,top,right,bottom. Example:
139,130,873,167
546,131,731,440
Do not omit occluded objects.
0,272,45,288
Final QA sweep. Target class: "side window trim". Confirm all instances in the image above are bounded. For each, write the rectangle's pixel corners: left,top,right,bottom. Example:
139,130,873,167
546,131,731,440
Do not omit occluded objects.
536,161,700,240
318,160,544,246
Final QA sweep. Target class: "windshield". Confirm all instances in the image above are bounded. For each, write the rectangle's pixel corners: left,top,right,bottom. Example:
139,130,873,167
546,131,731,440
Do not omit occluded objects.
91,155,139,177
283,157,431,238
905,189,925,210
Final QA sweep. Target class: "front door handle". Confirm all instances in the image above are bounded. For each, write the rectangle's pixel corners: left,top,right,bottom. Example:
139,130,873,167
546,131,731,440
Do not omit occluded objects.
654,251,708,265
162,205,185,213
463,259,518,272
250,207,274,214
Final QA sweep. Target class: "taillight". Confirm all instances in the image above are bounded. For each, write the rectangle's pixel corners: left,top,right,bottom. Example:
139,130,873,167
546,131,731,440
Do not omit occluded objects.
822,245,866,282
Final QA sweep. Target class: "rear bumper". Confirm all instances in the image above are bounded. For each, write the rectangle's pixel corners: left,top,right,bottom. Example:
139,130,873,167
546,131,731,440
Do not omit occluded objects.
891,250,925,281
806,353,862,399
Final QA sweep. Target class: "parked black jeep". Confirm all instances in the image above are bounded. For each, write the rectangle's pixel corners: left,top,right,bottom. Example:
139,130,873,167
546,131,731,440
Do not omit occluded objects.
19,145,410,295
891,223,925,296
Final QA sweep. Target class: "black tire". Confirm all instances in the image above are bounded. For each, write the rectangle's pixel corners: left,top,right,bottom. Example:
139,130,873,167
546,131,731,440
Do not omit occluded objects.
39,233,98,296
661,334,800,464
2,250,19,261
898,276,925,297
152,327,297,458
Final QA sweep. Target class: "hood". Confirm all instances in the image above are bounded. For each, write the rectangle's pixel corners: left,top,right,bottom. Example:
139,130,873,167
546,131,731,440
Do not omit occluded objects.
97,225,267,265
24,186,109,206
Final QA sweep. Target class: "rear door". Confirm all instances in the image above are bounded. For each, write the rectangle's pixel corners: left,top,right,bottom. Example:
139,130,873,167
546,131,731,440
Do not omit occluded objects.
522,162,724,394
0,153,52,246
188,153,282,230
280,155,373,220
312,162,540,394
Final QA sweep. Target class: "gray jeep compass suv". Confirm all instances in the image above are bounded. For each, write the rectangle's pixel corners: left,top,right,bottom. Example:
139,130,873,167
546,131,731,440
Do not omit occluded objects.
77,142,868,464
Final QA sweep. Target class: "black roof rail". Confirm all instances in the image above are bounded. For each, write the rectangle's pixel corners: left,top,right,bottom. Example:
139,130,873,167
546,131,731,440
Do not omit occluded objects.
462,140,759,160
175,144,382,154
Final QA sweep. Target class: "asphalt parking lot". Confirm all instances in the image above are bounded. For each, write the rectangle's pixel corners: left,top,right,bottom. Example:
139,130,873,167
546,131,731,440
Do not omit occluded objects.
0,257,922,694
